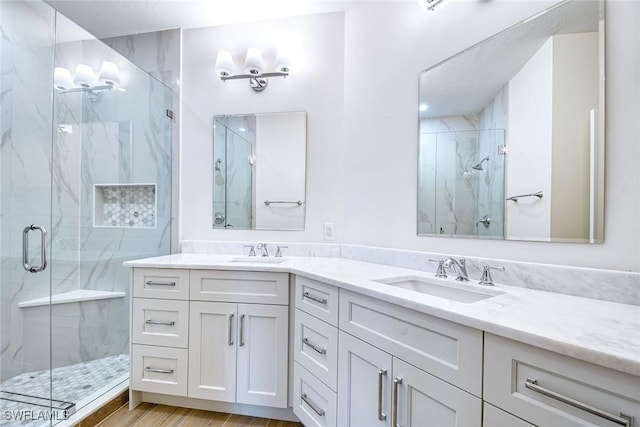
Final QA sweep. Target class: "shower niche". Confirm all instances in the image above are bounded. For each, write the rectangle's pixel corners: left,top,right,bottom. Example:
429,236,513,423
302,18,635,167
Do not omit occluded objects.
94,184,157,228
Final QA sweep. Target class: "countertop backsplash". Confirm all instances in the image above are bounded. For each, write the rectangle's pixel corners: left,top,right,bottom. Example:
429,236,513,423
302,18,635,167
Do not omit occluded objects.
180,240,640,306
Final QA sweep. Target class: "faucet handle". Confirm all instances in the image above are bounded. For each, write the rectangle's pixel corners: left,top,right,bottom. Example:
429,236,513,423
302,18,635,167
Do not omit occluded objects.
428,259,448,278
479,264,505,286
275,246,288,258
244,245,256,257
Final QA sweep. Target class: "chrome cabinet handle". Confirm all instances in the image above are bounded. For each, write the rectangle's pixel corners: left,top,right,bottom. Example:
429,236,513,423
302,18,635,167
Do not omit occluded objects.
378,368,387,421
392,377,403,427
145,280,176,287
144,366,174,374
145,319,175,326
239,314,245,347
302,337,326,355
301,393,325,417
303,291,327,305
525,378,633,427
228,313,234,346
22,224,47,273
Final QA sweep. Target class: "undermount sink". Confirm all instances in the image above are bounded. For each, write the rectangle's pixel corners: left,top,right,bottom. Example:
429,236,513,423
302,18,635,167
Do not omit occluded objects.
228,257,288,264
373,275,504,303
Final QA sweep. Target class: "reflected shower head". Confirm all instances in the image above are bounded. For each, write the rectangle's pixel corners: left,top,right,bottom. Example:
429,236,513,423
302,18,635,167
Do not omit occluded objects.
472,156,490,171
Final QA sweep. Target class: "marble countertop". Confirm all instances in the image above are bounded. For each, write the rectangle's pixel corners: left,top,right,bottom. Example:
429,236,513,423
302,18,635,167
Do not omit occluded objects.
124,254,640,377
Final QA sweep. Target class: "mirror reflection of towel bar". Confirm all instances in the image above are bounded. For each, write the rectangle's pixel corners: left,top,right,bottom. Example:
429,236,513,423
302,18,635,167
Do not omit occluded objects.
264,200,304,206
506,191,543,202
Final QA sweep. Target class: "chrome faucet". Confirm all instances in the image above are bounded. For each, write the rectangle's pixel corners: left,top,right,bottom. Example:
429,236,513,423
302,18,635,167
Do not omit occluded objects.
443,257,469,281
256,243,269,257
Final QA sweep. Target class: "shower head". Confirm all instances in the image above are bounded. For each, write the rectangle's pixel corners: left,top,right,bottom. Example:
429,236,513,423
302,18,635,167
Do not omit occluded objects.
472,156,490,171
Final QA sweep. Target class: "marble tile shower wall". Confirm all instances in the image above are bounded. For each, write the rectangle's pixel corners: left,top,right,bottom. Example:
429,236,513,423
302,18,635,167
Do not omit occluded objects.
419,115,479,235
0,1,56,382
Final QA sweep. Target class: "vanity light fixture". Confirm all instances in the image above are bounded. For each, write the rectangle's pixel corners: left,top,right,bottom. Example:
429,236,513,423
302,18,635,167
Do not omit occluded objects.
54,62,122,94
419,0,448,11
215,47,291,92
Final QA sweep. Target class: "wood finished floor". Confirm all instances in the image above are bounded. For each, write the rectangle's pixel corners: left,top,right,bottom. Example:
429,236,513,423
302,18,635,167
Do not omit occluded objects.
95,403,303,427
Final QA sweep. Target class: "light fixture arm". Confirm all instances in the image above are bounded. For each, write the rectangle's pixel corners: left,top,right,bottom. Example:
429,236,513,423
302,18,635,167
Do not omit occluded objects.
220,71,289,82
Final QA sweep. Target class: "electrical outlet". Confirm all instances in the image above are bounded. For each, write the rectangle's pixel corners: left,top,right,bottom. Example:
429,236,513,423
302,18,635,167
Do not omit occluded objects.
323,222,336,241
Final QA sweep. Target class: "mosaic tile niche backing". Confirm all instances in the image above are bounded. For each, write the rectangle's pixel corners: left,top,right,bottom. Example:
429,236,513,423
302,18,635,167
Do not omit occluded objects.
94,184,156,228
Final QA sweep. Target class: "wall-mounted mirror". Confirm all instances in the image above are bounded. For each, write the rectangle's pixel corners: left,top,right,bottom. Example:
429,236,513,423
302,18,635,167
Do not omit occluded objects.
418,0,604,243
213,112,307,230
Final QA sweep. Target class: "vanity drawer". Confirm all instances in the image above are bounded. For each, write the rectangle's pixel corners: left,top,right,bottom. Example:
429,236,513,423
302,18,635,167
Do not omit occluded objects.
339,289,483,396
483,402,535,427
133,268,189,300
190,270,288,304
293,362,337,427
295,276,339,326
131,344,188,396
294,309,338,391
132,298,189,348
484,334,640,427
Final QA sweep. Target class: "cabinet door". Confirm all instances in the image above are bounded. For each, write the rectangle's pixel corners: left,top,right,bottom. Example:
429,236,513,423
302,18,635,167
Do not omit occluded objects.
188,301,237,402
236,304,289,408
393,358,481,427
338,331,392,427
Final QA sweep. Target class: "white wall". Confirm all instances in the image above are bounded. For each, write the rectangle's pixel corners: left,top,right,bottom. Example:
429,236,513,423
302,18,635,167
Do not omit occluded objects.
340,0,640,271
180,0,640,272
180,12,345,243
506,38,553,241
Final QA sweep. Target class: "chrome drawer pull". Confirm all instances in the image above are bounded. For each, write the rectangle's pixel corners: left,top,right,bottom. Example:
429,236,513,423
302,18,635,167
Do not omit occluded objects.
301,393,325,417
302,337,327,355
525,378,633,427
303,291,327,305
145,320,175,326
145,366,174,374
378,368,387,421
392,377,403,427
228,313,234,346
239,314,245,347
145,280,176,287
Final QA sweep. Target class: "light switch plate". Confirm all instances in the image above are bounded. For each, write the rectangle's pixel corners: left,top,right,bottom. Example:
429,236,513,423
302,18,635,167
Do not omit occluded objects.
323,222,335,241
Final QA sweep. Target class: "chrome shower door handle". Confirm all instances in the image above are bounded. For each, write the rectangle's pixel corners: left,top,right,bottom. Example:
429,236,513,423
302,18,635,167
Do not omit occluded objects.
23,224,47,273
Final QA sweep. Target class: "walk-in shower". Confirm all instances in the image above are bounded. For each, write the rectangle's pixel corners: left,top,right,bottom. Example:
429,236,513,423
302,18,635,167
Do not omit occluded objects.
1,2,173,425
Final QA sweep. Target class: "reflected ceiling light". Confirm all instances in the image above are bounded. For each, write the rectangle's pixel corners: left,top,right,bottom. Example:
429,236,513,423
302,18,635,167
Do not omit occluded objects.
419,103,429,112
418,0,448,11
54,67,73,91
73,64,95,88
98,61,121,86
215,47,291,92
54,62,124,95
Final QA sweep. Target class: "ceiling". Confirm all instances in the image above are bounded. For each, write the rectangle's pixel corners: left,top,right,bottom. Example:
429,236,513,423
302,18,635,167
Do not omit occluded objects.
45,0,354,39
419,0,602,119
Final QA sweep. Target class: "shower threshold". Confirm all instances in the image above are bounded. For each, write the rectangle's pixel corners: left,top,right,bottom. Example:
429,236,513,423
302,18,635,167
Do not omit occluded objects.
0,390,75,420
0,354,128,426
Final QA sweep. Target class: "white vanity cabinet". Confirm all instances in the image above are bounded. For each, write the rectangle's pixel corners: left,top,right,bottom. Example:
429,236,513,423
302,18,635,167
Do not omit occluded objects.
336,294,482,427
292,276,340,427
130,267,290,411
484,334,640,427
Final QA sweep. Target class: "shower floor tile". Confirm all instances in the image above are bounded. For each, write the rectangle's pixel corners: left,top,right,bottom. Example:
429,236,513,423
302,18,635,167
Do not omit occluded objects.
0,354,129,426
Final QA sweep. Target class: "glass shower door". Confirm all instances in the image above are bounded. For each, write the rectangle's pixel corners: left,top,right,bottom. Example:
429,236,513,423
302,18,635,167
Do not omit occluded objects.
0,1,57,424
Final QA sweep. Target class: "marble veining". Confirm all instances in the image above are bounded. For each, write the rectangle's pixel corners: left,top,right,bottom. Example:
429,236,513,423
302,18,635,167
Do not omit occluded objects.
123,252,640,377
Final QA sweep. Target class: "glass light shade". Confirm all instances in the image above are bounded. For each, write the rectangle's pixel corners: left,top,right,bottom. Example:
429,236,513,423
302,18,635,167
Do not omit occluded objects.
54,67,73,90
243,48,264,75
73,64,95,88
215,50,234,77
98,61,120,86
275,48,293,74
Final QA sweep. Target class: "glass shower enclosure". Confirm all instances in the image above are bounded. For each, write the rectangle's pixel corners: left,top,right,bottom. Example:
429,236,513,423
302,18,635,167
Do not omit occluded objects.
1,2,173,425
